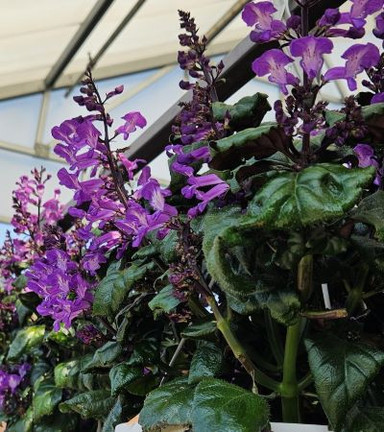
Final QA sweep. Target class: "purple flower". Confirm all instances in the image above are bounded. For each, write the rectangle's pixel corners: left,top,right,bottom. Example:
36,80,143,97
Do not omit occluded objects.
290,36,333,80
252,49,299,94
372,92,384,103
374,12,384,39
318,8,341,26
115,111,147,140
324,43,380,90
242,1,286,42
350,0,384,28
181,174,230,218
354,143,381,185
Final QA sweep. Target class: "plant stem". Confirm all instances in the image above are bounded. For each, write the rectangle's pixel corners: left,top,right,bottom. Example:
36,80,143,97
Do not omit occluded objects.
280,318,302,423
205,295,279,392
264,311,284,366
346,264,369,315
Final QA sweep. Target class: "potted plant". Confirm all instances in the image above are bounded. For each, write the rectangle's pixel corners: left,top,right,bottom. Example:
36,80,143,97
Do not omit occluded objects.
0,1,384,431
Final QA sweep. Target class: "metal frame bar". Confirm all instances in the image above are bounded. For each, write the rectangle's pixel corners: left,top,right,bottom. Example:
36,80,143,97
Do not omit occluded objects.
44,0,116,90
65,0,147,96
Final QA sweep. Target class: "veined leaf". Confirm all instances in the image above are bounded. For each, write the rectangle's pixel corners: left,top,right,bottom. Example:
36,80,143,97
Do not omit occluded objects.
59,390,114,420
7,325,45,361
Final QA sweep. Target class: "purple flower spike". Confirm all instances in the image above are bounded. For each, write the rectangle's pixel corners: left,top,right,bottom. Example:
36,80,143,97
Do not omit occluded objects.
290,36,333,80
115,111,147,140
324,43,380,91
252,49,298,94
242,1,286,43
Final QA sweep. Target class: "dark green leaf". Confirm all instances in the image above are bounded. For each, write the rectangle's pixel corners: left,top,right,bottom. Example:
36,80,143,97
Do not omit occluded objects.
54,354,93,390
149,285,181,318
343,406,384,432
110,363,142,396
188,342,223,384
18,291,41,311
350,190,384,241
7,325,45,361
59,390,114,420
93,261,154,320
212,93,271,130
139,378,194,430
325,110,345,127
126,374,159,396
102,398,124,432
8,407,33,432
210,123,289,171
82,341,122,372
127,339,159,366
12,275,27,290
33,379,62,421
305,334,384,431
245,164,375,230
15,299,30,326
31,361,50,384
33,412,78,432
180,321,216,340
191,378,269,432
148,230,178,264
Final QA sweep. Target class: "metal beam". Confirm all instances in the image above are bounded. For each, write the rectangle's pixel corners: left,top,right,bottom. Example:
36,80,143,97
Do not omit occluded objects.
44,0,116,90
65,0,147,97
0,140,63,163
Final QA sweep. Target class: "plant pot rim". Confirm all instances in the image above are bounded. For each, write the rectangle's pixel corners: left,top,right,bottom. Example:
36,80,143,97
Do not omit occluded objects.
115,419,331,431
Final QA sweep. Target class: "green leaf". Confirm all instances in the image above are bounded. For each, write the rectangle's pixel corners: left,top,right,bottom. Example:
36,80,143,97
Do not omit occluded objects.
140,378,269,432
7,407,33,432
18,291,41,311
93,261,154,320
191,378,269,432
180,321,216,340
212,93,271,131
82,341,122,372
148,229,178,264
126,375,159,396
188,342,223,384
59,390,114,420
305,334,384,431
325,110,345,127
350,190,384,241
33,379,62,421
15,299,30,326
209,123,283,170
127,339,159,366
12,274,27,290
33,412,78,432
139,378,195,430
109,363,142,396
245,164,375,230
7,325,45,361
149,285,181,318
362,102,384,119
31,360,50,383
54,354,93,390
102,398,124,432
343,406,384,432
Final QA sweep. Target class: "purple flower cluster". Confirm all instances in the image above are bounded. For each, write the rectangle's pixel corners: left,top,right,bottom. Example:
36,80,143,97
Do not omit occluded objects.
167,11,230,218
354,143,383,185
27,249,94,331
0,168,63,293
0,363,30,415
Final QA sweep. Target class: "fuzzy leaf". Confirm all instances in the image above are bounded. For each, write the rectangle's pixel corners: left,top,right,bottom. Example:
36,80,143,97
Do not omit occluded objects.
212,93,271,131
7,325,45,361
350,190,384,241
343,406,384,432
33,379,62,421
59,390,114,420
180,321,216,340
139,378,195,430
210,123,290,171
245,164,375,230
191,378,269,432
110,363,142,396
82,342,122,372
149,285,181,318
305,334,384,431
188,342,223,384
93,261,154,320
54,355,93,390
102,398,124,432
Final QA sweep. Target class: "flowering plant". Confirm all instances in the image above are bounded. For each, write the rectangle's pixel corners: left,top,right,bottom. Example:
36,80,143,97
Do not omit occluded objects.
1,1,384,431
